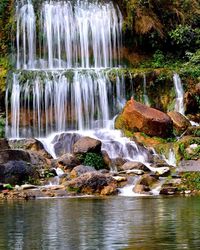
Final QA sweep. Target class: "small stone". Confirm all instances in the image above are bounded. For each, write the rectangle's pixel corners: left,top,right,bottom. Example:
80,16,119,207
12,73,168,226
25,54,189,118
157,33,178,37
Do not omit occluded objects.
113,176,127,182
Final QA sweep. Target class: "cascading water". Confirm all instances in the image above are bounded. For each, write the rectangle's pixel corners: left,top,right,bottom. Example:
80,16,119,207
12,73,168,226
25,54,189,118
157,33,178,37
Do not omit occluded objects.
173,73,185,115
143,74,150,106
6,70,126,138
7,0,154,180
16,0,122,69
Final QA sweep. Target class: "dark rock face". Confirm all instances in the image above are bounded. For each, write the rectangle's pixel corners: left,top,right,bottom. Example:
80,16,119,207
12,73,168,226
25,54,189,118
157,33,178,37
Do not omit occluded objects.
0,150,31,164
73,137,102,154
185,83,200,114
116,99,173,138
0,149,49,185
0,139,10,150
0,160,39,185
67,172,117,195
167,111,191,135
52,133,81,157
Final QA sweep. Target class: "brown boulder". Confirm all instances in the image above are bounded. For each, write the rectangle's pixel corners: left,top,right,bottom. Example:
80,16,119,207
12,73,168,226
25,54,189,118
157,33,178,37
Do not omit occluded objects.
120,161,150,172
9,139,52,159
70,165,96,178
73,137,102,154
67,172,117,195
116,99,173,138
167,111,191,135
57,153,80,170
133,184,150,194
137,174,159,187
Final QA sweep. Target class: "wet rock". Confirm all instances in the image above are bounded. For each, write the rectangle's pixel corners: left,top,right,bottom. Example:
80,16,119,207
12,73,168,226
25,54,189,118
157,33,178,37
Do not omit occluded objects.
57,153,80,170
137,174,159,187
52,133,81,157
73,137,102,154
126,169,144,175
0,139,10,150
112,157,127,170
167,111,191,135
133,184,150,194
9,139,52,159
70,165,96,178
120,161,150,172
102,150,112,168
160,187,178,195
148,165,171,176
116,99,173,138
66,172,117,195
113,176,127,182
20,184,37,190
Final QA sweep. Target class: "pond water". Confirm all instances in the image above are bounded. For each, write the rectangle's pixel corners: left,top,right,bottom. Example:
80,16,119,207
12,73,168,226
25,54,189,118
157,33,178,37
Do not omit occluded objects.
0,196,200,250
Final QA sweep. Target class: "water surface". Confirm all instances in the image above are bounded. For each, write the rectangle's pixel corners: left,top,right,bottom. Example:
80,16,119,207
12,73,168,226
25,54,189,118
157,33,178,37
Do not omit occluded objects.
0,196,200,250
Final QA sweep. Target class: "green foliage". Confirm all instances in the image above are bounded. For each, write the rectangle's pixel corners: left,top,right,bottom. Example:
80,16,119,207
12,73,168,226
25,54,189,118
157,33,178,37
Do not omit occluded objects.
0,0,14,55
0,117,5,138
43,170,55,179
181,172,200,191
3,183,14,190
151,50,165,68
83,153,105,170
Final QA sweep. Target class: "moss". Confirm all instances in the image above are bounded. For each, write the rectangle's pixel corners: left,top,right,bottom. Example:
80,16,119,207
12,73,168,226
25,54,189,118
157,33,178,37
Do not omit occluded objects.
67,186,81,194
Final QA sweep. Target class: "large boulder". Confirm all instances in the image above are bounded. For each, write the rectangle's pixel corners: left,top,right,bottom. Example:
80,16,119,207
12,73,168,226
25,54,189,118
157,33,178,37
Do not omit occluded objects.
9,139,51,158
73,137,102,154
66,172,117,195
0,150,49,185
120,161,150,172
70,165,96,178
167,111,191,135
52,133,81,157
116,99,173,138
0,161,39,185
57,153,80,170
0,150,31,164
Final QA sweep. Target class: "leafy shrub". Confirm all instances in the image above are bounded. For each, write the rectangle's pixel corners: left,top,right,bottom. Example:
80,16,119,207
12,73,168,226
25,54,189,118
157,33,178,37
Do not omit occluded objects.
169,25,200,55
83,153,105,170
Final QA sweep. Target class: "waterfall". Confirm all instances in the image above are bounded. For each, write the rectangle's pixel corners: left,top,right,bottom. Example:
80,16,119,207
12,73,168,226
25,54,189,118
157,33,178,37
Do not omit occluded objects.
6,0,152,168
173,73,185,115
16,0,122,69
143,74,150,106
6,70,125,137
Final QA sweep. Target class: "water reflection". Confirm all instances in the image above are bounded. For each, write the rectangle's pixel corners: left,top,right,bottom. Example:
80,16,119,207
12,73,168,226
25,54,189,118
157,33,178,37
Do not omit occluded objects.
0,196,200,249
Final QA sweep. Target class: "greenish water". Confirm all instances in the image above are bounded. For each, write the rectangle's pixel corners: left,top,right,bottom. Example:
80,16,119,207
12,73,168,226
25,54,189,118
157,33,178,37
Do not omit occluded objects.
0,196,200,250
